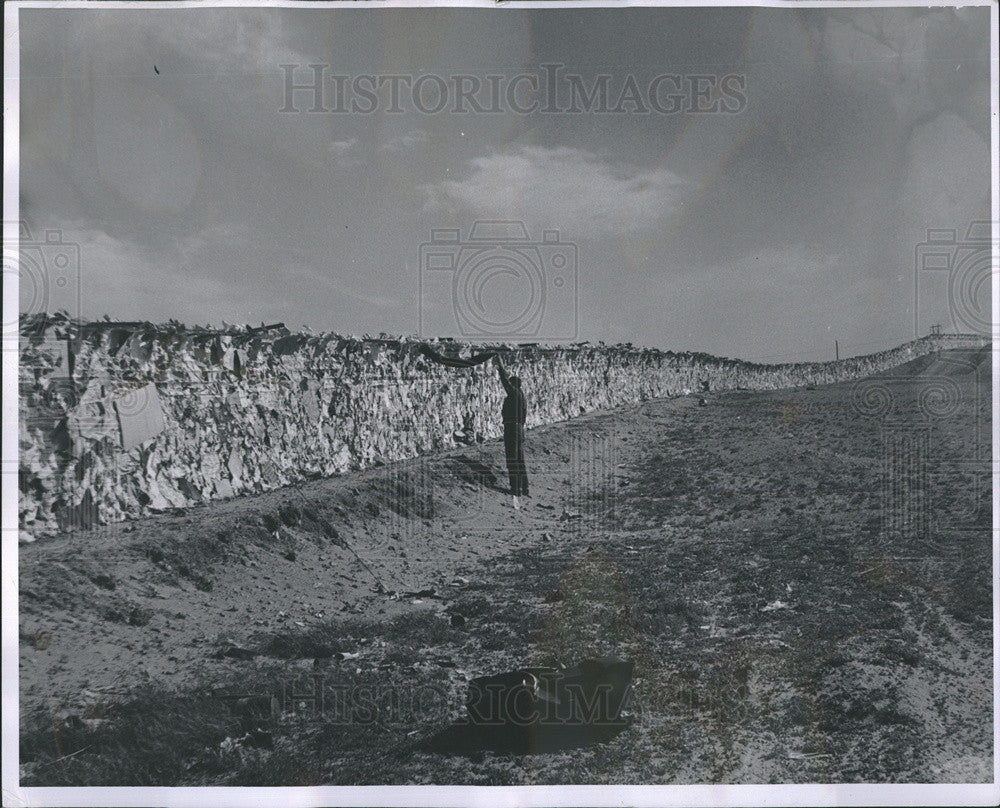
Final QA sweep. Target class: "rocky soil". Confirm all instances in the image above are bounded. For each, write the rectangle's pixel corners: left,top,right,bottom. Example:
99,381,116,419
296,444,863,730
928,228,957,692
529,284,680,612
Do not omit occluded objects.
18,348,993,785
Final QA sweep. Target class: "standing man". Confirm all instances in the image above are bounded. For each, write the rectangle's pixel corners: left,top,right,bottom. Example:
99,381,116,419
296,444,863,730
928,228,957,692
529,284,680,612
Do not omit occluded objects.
493,354,529,509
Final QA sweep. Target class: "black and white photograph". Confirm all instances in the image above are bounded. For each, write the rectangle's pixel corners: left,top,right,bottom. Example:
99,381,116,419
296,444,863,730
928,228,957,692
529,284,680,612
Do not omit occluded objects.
2,0,997,805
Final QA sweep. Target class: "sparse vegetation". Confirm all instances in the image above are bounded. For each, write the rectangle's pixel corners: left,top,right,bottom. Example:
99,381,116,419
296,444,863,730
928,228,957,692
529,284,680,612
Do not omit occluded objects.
19,350,992,784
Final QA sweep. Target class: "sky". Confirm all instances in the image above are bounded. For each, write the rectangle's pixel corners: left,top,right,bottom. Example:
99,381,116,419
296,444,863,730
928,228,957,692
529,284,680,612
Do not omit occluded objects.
16,3,994,362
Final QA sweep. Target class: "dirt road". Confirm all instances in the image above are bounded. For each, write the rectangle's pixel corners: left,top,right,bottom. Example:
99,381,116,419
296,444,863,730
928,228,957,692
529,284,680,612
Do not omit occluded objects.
19,348,993,784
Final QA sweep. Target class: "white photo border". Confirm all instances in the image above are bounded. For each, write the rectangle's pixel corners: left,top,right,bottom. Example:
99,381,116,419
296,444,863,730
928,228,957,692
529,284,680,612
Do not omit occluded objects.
2,1,997,806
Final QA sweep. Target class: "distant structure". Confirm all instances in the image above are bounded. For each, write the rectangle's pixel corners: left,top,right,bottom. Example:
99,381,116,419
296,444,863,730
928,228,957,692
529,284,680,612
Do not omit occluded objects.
930,324,943,336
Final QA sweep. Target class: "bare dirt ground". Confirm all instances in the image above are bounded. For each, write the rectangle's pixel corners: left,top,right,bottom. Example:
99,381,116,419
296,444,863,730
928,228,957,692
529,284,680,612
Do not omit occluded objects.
19,348,993,785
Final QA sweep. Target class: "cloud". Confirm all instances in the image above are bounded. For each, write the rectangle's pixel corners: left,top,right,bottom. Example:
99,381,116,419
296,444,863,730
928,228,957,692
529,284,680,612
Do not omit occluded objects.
64,8,311,77
156,9,310,72
819,7,988,132
380,130,429,153
175,221,253,264
292,263,401,311
92,84,203,212
39,224,235,323
326,130,428,167
899,112,990,238
329,139,358,156
620,245,889,361
422,146,686,236
328,138,361,167
39,219,406,327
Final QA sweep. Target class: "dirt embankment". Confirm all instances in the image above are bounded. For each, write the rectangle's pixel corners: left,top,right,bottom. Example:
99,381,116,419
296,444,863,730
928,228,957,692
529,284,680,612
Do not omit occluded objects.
19,348,993,785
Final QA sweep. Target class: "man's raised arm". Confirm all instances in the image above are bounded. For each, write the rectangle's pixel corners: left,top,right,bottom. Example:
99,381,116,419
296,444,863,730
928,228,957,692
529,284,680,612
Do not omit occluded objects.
494,354,513,394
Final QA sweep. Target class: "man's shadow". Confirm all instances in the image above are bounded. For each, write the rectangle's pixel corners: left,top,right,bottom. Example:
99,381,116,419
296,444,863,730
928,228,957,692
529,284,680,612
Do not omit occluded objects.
451,454,504,493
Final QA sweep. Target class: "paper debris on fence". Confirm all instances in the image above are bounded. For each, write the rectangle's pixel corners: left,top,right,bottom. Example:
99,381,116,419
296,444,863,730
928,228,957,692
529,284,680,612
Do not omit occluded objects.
16,313,987,541
115,383,167,451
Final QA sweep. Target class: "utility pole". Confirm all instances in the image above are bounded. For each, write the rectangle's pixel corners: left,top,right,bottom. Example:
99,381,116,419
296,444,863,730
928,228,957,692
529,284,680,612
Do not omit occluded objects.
835,340,839,361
